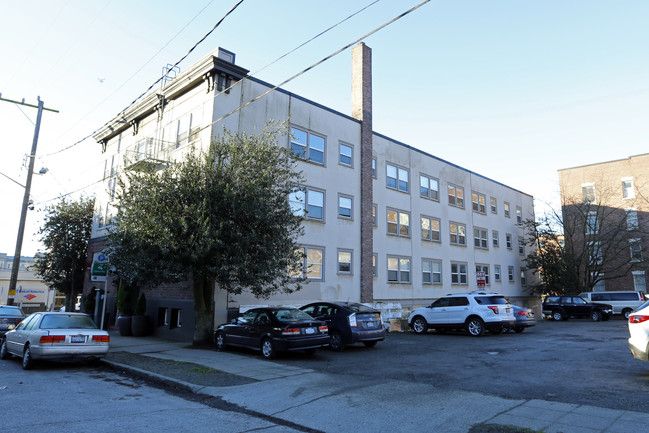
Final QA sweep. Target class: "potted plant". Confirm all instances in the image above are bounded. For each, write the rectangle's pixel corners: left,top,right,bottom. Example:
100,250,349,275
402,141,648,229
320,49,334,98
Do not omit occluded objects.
131,292,152,336
116,281,133,336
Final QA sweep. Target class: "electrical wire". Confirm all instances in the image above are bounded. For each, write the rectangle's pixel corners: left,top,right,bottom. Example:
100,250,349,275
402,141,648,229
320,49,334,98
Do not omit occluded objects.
46,0,219,149
41,0,245,158
201,0,431,134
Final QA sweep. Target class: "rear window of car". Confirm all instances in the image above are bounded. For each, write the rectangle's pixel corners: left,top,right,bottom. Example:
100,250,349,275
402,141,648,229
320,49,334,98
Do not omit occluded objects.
272,309,314,322
40,315,98,329
0,306,24,316
545,296,560,303
475,296,508,305
345,303,376,313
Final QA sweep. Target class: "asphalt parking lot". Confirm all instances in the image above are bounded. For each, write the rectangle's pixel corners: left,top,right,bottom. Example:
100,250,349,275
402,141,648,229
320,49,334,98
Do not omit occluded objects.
259,317,649,412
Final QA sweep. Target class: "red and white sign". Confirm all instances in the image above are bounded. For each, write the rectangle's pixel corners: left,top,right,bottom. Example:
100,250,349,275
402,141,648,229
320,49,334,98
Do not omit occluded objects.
476,271,486,289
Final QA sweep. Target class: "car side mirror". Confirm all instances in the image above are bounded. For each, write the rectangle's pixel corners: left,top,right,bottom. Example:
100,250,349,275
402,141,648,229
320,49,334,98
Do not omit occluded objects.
231,318,237,324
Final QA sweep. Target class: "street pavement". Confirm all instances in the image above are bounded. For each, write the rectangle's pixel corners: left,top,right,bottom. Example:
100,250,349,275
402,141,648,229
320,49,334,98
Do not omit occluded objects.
104,332,649,433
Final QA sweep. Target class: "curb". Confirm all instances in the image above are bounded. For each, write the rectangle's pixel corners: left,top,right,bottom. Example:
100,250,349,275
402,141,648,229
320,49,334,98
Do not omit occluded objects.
101,358,207,394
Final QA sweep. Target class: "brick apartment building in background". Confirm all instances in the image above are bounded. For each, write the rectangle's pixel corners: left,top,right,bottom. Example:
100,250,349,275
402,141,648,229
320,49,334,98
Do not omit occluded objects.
86,45,537,340
558,154,649,293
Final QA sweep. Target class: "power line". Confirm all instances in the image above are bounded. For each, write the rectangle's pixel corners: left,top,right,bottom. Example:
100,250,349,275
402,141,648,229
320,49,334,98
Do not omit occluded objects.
201,0,431,133
41,0,245,158
45,0,219,150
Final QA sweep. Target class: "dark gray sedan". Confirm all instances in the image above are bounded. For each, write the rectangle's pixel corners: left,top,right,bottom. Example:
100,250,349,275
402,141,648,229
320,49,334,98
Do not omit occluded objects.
0,305,25,338
503,305,536,333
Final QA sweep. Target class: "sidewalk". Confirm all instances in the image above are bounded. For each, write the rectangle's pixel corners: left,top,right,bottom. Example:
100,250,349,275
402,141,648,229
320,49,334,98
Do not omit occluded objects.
104,332,649,433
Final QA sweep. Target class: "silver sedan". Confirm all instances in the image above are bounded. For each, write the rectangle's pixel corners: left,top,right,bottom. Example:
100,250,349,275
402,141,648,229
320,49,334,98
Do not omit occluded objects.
0,312,110,369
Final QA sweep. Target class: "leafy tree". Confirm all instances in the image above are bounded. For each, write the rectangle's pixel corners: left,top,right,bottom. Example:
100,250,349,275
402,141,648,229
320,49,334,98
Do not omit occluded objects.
33,197,94,311
107,125,306,344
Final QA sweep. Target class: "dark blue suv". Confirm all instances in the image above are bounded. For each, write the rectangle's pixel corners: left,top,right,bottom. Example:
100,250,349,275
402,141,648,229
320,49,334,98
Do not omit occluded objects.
300,302,385,351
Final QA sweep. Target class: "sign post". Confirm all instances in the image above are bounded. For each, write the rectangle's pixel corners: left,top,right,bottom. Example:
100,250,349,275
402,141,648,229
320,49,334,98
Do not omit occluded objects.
91,252,110,330
476,271,486,290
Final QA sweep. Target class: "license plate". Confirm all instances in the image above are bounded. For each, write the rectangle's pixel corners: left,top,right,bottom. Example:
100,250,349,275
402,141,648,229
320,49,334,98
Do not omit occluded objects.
505,308,511,313
365,321,375,328
71,336,85,343
304,327,316,335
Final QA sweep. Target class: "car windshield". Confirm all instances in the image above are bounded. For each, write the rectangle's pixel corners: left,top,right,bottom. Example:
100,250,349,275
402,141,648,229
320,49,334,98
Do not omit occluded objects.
272,309,314,322
40,314,98,329
345,303,376,313
0,306,24,316
475,296,508,305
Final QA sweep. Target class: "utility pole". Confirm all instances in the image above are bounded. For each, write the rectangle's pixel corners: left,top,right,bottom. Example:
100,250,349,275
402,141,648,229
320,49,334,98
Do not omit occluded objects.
0,95,58,305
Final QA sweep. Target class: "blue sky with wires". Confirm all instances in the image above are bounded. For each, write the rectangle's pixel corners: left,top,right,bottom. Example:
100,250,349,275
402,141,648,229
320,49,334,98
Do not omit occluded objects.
1,0,649,255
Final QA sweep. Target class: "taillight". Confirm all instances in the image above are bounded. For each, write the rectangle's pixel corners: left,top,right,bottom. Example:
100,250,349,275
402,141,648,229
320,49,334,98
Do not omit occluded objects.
282,328,301,335
318,325,328,334
40,335,65,343
487,306,499,314
629,315,649,324
348,313,357,327
517,310,528,316
92,335,110,343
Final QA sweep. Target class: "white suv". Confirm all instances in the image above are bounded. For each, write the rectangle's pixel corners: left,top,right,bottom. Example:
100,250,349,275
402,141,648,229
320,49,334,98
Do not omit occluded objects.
408,292,516,337
628,300,649,362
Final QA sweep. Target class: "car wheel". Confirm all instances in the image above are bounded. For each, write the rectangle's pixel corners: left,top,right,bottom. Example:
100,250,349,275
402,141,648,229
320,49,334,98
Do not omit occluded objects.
552,310,564,321
261,338,276,360
466,317,485,337
329,332,345,352
591,310,602,322
411,316,428,335
0,339,10,360
513,327,525,333
215,331,227,351
22,345,34,370
623,309,633,320
362,341,378,348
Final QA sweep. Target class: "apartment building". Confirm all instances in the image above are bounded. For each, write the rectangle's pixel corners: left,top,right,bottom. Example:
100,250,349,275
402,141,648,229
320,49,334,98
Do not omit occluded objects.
87,46,535,339
558,153,649,292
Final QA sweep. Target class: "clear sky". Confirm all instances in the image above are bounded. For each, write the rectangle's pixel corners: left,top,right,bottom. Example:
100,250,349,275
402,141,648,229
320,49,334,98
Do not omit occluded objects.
1,0,648,256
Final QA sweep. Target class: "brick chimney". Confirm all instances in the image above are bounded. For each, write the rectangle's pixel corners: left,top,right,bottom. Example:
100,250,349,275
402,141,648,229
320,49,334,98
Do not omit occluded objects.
352,43,373,304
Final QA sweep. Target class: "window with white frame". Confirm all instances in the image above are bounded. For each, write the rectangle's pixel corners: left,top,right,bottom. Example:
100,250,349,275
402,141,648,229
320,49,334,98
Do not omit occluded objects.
472,192,486,214
627,209,639,231
387,163,409,192
291,246,324,280
338,142,353,166
387,209,410,237
420,175,439,201
290,127,325,164
508,266,514,282
494,265,501,282
448,184,464,208
338,194,353,219
504,202,510,218
372,204,377,226
475,264,489,285
387,256,411,283
588,241,603,265
633,271,646,292
422,259,442,284
582,183,595,204
622,178,635,199
506,233,512,249
289,188,325,221
421,216,441,242
372,253,377,277
520,268,527,286
586,211,599,235
518,237,525,255
516,206,522,224
337,250,352,274
451,262,468,284
449,222,466,246
630,239,642,261
490,197,497,214
372,158,377,178
474,228,488,249
492,230,499,247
